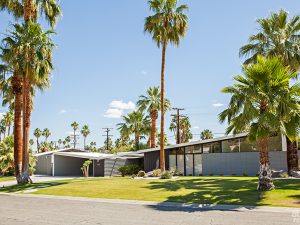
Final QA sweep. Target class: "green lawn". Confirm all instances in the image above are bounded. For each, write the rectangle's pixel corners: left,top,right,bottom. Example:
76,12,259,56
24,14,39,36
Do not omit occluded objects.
0,176,299,208
0,176,15,182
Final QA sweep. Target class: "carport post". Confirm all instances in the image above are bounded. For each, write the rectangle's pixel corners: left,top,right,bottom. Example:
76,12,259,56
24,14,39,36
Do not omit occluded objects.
51,154,55,176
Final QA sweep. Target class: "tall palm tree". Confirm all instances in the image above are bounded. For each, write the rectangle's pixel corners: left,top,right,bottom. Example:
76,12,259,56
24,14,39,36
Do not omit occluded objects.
42,128,51,142
239,9,300,174
117,111,150,150
71,121,79,148
33,128,41,152
201,129,213,140
145,0,188,171
137,86,171,148
219,56,299,190
81,125,90,149
1,22,54,183
0,120,6,142
0,0,60,184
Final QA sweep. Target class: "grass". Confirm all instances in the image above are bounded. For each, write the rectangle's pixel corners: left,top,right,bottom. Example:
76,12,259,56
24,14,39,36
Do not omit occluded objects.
0,176,15,182
0,176,299,208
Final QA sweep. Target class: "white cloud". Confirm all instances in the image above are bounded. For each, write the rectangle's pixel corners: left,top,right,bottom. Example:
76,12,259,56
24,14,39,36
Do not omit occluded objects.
141,70,147,75
109,100,135,110
193,126,200,130
104,108,123,118
212,102,223,108
58,109,67,114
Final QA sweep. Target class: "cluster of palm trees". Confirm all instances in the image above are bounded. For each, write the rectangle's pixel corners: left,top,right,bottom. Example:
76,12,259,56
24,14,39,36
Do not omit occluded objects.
0,0,61,184
117,86,171,151
33,123,91,152
220,10,300,190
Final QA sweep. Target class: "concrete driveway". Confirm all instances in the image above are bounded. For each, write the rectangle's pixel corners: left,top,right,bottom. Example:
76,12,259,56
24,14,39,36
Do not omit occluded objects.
0,175,78,187
0,194,297,225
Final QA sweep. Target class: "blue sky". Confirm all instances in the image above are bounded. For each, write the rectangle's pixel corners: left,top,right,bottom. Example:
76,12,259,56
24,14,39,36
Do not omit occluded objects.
1,0,300,148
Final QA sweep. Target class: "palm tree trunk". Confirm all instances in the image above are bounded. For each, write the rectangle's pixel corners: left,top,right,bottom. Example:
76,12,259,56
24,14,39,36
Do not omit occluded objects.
7,122,11,136
12,74,23,183
36,138,39,153
84,137,86,150
286,138,299,175
150,110,158,148
21,79,31,184
160,41,167,172
135,132,139,150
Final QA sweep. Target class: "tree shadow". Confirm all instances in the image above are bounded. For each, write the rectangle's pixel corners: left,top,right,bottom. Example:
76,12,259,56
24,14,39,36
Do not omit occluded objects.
144,177,267,212
0,181,70,193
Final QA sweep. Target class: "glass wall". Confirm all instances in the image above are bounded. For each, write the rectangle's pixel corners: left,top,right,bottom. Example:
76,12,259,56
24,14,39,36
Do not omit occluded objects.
194,154,202,175
177,154,185,174
222,139,240,152
185,154,193,176
239,138,258,152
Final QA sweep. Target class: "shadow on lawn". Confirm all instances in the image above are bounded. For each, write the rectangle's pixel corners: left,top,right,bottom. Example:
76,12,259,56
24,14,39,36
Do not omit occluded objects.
145,177,265,212
0,181,69,193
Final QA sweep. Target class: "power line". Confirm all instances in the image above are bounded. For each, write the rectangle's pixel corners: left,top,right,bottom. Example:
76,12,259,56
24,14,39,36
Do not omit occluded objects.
102,128,113,151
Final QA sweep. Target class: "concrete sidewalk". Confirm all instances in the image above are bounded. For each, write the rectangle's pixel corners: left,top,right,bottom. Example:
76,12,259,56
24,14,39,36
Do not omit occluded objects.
0,175,79,187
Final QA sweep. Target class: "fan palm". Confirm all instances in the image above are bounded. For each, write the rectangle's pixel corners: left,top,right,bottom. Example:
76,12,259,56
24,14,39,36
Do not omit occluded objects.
71,121,79,148
0,135,14,175
117,111,151,150
42,128,51,142
239,10,300,174
81,125,90,149
201,129,213,140
1,22,54,183
169,116,192,143
57,138,62,148
33,128,41,152
145,0,188,171
219,56,300,190
0,0,61,28
137,86,171,148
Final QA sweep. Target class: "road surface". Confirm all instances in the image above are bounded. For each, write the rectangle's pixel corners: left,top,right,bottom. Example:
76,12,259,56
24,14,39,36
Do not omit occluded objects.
0,194,298,225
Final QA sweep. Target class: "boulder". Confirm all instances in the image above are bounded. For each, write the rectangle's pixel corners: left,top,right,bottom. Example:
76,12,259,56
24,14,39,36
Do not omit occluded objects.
291,170,300,178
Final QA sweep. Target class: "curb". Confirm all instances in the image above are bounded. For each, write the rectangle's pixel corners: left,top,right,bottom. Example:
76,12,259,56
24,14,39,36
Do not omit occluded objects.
0,192,296,213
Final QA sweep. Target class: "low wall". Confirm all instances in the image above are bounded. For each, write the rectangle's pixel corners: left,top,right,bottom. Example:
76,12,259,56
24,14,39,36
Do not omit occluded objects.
202,151,291,176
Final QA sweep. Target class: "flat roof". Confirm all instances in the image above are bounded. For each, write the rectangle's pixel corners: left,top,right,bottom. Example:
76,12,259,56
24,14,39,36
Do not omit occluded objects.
135,133,248,154
34,148,86,157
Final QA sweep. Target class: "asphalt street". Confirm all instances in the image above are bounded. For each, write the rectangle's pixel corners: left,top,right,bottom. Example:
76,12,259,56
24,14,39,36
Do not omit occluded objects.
0,194,298,225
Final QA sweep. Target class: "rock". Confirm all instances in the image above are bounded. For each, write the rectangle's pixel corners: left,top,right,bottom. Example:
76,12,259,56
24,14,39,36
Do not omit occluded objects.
271,170,284,178
291,170,300,178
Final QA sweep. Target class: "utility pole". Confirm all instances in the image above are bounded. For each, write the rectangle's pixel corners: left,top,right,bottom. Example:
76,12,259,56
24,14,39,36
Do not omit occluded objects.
171,108,185,144
102,128,113,151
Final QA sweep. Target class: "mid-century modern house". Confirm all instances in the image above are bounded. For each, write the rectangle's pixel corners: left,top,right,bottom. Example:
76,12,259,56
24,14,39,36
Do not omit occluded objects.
35,133,300,177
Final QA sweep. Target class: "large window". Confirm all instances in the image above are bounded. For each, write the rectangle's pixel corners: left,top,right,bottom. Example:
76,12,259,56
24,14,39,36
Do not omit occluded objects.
185,154,193,176
222,139,240,152
194,154,202,176
240,138,258,152
169,155,176,172
203,142,221,153
177,155,185,174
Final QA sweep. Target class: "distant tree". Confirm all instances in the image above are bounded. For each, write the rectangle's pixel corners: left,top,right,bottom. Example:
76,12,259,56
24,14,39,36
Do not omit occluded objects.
81,125,90,149
137,86,171,148
34,128,42,152
42,128,51,143
200,129,213,140
71,121,79,148
3,112,13,136
169,116,192,143
57,139,62,148
117,111,151,150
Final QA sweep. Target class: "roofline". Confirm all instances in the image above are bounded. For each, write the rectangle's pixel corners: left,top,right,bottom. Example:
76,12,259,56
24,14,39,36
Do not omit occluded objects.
34,148,86,157
135,133,248,154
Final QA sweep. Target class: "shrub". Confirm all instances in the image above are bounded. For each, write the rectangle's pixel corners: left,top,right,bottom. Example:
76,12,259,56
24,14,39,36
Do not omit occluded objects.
172,169,183,176
243,173,248,177
118,164,141,177
137,170,146,177
280,172,289,178
161,170,172,179
131,174,137,179
152,169,162,177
